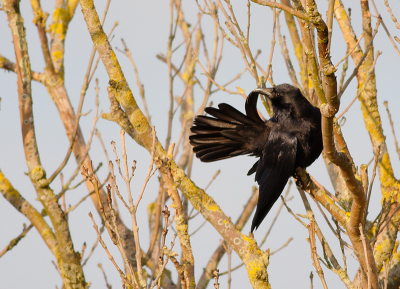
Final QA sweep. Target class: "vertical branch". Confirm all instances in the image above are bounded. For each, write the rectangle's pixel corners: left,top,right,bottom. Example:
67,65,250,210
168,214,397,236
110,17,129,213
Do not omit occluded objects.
279,0,308,93
175,0,198,173
2,1,87,288
48,0,79,74
383,101,400,161
165,0,176,149
276,15,301,90
299,190,354,289
265,2,277,82
308,221,328,289
326,0,334,53
158,143,195,288
118,131,146,288
119,38,151,123
296,5,327,104
31,0,57,78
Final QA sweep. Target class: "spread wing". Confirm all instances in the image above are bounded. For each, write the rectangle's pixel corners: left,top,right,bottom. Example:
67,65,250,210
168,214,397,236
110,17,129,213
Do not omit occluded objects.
251,127,297,232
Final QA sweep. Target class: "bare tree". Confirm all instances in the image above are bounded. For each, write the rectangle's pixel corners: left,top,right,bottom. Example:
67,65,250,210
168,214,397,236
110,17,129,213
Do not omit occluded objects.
1,0,400,288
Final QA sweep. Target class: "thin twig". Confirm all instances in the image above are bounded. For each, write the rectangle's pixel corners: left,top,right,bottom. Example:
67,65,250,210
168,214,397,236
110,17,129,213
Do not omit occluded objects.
337,19,381,99
46,72,90,184
98,263,112,289
220,241,232,289
338,50,349,92
383,0,400,29
334,219,347,274
308,221,328,289
62,162,103,194
370,0,400,57
117,38,151,123
0,223,33,258
373,203,400,239
364,149,379,223
118,130,147,288
281,195,307,228
383,101,400,160
156,206,171,289
335,33,364,68
213,269,220,289
65,173,109,214
82,227,103,267
265,2,277,82
337,51,382,119
277,15,301,91
189,220,207,236
270,237,293,255
136,127,157,208
56,79,100,200
193,49,244,96
359,224,371,289
165,0,177,149
88,212,135,288
173,119,188,159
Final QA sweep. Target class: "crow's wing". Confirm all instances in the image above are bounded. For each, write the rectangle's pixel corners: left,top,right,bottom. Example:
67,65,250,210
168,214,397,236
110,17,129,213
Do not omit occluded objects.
251,127,297,232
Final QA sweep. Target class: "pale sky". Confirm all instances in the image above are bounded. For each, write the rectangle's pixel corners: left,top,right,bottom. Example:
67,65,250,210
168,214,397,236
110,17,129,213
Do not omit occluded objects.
1,1,400,288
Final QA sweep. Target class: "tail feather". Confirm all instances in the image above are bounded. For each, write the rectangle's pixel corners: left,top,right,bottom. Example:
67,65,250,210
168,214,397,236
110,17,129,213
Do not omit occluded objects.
190,101,265,163
198,146,239,162
194,115,237,129
220,130,243,141
204,107,237,122
218,104,259,126
192,143,216,153
190,134,241,146
191,125,224,135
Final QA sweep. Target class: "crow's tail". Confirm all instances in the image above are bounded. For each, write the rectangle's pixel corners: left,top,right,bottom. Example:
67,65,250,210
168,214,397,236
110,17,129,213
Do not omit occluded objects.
189,102,263,163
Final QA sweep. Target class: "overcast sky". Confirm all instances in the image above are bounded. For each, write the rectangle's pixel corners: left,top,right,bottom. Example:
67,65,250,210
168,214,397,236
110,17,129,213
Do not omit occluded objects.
1,1,400,288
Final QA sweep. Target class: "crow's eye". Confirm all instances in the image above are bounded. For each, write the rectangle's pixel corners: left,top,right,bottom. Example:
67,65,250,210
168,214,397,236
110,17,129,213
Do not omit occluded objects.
277,93,280,97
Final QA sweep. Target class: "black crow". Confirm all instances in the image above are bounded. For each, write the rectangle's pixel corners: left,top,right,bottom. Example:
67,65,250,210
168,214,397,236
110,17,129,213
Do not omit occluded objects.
189,83,323,232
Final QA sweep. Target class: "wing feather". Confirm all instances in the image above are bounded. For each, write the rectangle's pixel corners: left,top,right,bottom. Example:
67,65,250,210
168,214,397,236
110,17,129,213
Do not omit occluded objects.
251,128,297,232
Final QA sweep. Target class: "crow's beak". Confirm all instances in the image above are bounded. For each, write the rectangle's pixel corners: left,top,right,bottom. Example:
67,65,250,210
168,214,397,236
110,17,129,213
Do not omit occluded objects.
253,87,274,99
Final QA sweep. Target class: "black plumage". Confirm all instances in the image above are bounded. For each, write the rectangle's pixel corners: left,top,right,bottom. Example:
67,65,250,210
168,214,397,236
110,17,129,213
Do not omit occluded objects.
189,83,323,232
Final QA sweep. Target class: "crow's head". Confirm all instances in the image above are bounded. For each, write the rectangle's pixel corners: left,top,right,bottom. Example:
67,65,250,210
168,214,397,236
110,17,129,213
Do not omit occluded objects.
252,84,312,117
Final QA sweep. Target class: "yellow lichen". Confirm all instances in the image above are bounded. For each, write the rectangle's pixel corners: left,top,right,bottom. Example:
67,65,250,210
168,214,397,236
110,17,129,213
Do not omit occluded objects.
52,50,63,61
0,170,20,198
30,166,46,181
374,237,392,269
242,236,270,289
130,109,148,134
49,8,71,40
200,191,220,212
147,202,156,215
380,153,400,189
110,51,124,81
367,222,376,240
337,1,348,21
80,0,94,9
92,30,107,46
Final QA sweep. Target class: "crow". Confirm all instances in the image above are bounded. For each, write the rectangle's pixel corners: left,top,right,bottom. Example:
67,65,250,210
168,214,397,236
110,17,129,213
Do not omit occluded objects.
189,83,323,232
